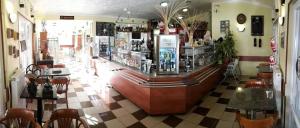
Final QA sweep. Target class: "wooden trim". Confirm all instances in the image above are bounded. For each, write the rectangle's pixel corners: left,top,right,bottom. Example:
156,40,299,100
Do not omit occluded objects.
60,45,74,48
238,56,269,62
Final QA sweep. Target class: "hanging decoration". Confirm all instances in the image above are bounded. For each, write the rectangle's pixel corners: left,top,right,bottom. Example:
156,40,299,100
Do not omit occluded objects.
156,0,187,34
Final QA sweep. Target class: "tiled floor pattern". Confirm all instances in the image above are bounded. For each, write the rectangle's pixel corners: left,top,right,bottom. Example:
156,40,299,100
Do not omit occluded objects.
28,58,258,128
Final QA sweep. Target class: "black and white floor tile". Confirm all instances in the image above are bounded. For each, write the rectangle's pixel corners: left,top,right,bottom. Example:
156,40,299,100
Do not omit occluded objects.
28,58,259,128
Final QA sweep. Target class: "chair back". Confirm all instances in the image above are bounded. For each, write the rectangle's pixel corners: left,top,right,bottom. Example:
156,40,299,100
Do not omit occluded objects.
236,112,276,128
0,108,40,128
257,72,273,86
53,64,66,68
245,80,269,88
43,109,89,128
51,77,70,94
26,64,41,76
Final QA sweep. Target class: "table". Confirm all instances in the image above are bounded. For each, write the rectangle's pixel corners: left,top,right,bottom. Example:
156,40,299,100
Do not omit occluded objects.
20,85,58,125
227,87,276,119
256,65,273,73
40,68,71,77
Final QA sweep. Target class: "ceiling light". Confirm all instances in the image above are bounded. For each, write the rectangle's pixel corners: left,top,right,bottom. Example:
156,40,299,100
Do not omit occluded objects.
178,16,183,19
182,8,188,12
160,2,168,7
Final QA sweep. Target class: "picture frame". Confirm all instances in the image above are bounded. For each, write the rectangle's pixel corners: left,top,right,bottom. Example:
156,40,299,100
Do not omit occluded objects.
20,40,27,51
220,20,230,33
12,46,16,54
8,45,13,55
7,28,13,38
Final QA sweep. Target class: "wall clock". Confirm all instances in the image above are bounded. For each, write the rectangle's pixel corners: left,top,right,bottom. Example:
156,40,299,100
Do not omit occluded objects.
237,13,246,24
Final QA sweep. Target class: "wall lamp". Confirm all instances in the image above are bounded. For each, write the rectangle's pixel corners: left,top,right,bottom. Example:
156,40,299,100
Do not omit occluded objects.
281,0,285,6
160,1,168,7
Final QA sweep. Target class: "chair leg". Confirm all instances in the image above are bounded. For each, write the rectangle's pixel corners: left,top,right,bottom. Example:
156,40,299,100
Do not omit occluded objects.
66,93,68,108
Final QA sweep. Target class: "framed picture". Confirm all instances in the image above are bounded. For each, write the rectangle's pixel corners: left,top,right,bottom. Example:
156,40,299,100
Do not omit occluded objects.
220,20,230,33
12,46,16,54
8,45,13,55
281,32,285,48
20,40,27,51
16,50,20,57
13,31,18,40
6,28,13,38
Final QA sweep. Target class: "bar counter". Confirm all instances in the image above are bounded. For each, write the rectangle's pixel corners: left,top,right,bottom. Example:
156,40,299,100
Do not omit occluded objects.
94,58,224,115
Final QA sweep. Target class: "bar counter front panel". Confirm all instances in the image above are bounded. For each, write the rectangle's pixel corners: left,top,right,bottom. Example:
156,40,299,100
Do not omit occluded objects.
95,59,223,115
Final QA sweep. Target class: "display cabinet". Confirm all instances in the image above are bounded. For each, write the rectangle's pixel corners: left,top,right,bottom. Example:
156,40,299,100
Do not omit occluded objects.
182,43,215,71
156,35,180,74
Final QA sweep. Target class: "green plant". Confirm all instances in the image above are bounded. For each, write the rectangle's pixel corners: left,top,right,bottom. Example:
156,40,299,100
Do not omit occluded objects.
215,32,237,64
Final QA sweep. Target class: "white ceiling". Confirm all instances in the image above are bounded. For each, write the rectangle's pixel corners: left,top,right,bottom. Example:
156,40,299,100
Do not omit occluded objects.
31,0,273,19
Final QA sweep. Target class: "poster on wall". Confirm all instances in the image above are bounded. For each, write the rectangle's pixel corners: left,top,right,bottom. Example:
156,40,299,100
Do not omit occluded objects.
220,20,230,33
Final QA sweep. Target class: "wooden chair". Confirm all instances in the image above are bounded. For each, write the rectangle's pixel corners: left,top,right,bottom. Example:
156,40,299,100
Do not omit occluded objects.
245,80,270,88
257,72,273,86
236,111,277,128
43,109,89,128
51,77,70,108
0,108,41,128
26,64,41,76
259,63,270,66
53,64,66,68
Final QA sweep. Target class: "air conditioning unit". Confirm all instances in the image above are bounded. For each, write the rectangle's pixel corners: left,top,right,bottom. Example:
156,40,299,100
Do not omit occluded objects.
273,66,282,118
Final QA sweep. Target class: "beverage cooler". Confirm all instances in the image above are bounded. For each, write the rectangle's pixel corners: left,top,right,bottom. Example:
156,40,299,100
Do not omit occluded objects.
156,35,180,74
96,36,114,60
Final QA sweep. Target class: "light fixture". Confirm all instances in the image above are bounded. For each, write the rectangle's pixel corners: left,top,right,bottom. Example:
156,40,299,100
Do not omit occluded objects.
178,16,183,19
279,16,285,26
160,1,168,7
281,0,285,6
237,24,245,32
182,8,188,12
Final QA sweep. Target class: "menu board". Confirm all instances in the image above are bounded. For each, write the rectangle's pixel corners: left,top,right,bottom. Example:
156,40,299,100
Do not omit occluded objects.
157,35,179,74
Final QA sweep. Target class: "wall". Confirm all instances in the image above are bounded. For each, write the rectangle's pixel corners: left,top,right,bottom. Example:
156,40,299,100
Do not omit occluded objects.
0,0,6,115
1,0,34,108
211,2,273,76
35,15,148,37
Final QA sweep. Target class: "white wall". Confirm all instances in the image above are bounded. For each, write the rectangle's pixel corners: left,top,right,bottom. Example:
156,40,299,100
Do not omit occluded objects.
211,2,273,76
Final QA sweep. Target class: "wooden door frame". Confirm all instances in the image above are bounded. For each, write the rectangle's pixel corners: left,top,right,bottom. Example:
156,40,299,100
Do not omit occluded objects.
0,0,7,113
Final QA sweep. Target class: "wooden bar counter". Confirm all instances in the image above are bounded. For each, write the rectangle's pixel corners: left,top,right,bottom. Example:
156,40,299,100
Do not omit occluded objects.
95,59,223,115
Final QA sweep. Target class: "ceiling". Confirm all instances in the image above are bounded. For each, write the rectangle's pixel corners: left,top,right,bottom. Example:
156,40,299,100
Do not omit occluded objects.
31,0,273,19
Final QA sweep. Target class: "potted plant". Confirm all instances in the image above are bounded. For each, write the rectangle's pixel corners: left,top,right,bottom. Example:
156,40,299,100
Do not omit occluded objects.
215,31,237,64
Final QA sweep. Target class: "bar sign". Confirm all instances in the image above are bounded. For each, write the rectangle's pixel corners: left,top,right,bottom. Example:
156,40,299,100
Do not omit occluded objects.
60,16,74,20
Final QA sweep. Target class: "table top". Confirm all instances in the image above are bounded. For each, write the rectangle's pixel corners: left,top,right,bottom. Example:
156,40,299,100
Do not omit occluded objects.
256,65,273,73
228,87,276,111
20,85,58,100
40,68,71,77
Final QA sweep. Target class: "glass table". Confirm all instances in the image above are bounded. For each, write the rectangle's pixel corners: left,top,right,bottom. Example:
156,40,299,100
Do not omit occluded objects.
40,68,71,77
227,87,276,119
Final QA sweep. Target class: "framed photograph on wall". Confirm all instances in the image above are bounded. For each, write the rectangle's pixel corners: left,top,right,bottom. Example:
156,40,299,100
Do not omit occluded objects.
20,40,27,51
220,20,230,33
9,45,13,55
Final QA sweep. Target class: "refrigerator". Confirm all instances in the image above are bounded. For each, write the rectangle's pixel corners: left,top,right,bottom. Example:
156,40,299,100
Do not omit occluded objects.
156,35,180,74
96,36,114,60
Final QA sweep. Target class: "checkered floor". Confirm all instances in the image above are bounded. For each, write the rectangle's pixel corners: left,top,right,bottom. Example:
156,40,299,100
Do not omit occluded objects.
28,58,258,128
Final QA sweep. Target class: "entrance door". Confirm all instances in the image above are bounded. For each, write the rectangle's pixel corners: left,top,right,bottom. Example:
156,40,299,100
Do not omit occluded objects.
287,0,300,127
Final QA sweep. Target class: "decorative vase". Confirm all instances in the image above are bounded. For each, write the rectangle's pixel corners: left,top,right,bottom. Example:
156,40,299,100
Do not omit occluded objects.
164,24,169,35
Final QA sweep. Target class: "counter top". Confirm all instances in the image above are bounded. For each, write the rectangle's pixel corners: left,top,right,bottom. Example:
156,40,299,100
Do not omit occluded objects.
94,58,222,88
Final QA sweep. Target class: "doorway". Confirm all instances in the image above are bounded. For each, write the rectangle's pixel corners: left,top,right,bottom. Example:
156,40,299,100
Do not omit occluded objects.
286,0,300,127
